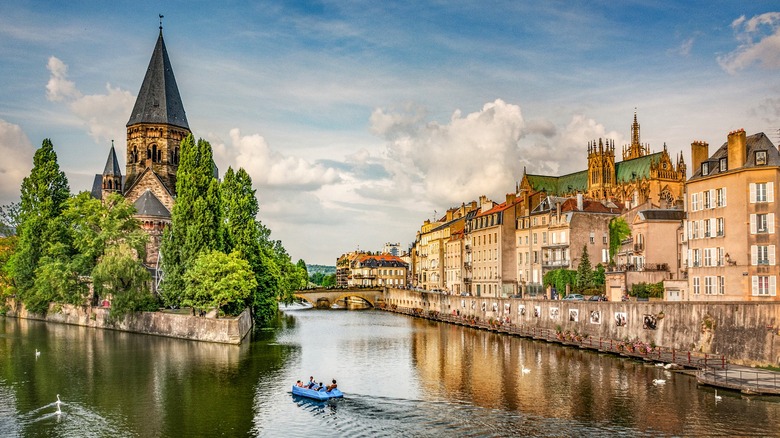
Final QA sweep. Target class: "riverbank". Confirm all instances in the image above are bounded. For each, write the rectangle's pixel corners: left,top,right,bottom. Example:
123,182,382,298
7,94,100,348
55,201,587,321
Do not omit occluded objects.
2,299,252,344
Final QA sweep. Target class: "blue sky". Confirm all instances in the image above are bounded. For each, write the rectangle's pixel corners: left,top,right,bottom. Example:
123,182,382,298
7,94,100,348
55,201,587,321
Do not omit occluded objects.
1,1,779,264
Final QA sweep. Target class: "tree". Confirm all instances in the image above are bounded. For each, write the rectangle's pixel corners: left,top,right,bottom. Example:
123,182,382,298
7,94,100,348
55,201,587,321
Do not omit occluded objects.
160,135,222,307
593,264,606,287
0,235,17,297
543,269,578,294
182,250,256,317
0,202,21,236
576,245,594,291
93,243,154,318
321,274,337,287
7,138,70,300
296,259,308,288
608,217,631,264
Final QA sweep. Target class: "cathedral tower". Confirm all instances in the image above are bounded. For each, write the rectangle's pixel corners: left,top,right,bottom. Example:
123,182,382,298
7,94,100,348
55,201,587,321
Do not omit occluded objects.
587,138,616,200
123,27,190,211
101,140,122,200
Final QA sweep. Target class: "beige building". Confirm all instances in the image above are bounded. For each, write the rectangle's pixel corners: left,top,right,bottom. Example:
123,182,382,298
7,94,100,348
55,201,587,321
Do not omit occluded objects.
350,254,409,288
686,129,779,301
467,194,520,297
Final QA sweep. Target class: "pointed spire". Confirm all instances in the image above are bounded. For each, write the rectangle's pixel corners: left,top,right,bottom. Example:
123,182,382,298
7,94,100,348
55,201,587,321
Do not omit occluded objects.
127,27,189,130
103,140,122,177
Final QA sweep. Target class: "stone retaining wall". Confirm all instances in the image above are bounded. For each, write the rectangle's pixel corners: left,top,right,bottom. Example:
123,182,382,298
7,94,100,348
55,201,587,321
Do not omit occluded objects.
384,288,780,366
3,299,252,345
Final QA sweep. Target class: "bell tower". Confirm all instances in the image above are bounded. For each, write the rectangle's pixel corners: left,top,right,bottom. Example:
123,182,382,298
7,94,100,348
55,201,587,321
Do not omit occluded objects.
101,140,122,200
124,24,190,200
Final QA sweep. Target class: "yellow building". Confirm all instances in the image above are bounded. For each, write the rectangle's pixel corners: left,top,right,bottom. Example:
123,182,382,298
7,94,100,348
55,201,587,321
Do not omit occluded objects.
686,129,779,301
519,112,686,208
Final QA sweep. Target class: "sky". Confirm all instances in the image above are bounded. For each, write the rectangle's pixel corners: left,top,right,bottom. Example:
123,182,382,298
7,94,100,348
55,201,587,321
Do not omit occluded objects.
1,1,780,265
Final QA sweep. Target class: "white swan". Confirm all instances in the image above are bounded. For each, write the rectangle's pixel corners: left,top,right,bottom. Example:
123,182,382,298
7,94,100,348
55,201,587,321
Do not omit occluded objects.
715,390,722,401
664,363,673,370
654,363,664,367
652,379,666,385
521,367,530,374
35,349,40,358
55,394,62,415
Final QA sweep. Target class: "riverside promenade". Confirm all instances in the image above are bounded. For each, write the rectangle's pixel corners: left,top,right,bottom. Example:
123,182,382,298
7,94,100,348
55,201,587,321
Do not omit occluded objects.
381,304,780,396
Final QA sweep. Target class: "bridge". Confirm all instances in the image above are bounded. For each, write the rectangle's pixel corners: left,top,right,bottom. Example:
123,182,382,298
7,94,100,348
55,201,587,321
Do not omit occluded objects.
294,287,385,308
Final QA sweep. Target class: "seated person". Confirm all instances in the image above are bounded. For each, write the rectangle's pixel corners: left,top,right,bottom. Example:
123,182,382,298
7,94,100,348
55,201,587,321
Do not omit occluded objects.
295,380,304,387
318,382,326,391
326,379,338,391
307,377,316,389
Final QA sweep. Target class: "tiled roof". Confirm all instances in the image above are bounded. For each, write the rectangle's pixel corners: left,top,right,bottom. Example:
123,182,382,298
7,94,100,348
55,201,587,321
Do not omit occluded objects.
638,209,685,221
615,152,663,183
133,189,170,218
103,144,122,177
689,132,778,180
127,31,189,130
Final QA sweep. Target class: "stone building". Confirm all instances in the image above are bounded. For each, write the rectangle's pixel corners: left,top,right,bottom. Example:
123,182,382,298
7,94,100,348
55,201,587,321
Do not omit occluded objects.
350,254,409,287
685,129,780,301
519,112,686,208
91,28,190,268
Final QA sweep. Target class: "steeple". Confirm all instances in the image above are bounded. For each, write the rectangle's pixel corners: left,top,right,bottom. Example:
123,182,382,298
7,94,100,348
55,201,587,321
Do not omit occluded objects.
623,109,649,160
103,140,122,177
101,140,122,198
126,29,189,130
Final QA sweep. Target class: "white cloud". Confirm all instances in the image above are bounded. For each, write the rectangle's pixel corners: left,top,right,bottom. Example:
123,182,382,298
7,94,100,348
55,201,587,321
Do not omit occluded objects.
46,56,134,143
0,120,35,203
220,128,342,190
677,37,695,56
718,12,780,74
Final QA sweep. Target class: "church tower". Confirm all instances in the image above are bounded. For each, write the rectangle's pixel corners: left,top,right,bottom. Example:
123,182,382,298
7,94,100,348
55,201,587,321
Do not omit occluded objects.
101,140,122,200
622,110,650,160
587,138,616,200
123,25,190,212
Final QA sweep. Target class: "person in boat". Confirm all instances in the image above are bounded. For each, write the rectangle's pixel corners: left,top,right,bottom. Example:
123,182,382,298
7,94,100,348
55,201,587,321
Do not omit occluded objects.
295,380,304,387
307,376,316,389
326,379,337,392
318,382,326,391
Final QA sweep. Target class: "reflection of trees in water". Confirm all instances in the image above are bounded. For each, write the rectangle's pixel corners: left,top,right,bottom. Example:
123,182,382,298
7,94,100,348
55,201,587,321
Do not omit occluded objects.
0,317,291,437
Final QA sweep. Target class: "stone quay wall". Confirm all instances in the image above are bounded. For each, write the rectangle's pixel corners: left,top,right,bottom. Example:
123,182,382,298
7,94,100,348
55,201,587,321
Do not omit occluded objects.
383,288,780,367
4,299,253,345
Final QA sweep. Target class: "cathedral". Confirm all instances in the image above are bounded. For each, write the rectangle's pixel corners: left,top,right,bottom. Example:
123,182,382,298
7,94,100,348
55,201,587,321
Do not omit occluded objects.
519,112,687,208
91,27,190,267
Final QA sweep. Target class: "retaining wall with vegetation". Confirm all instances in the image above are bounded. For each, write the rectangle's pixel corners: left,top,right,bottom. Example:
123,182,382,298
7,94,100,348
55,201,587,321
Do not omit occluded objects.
3,299,253,345
384,288,780,367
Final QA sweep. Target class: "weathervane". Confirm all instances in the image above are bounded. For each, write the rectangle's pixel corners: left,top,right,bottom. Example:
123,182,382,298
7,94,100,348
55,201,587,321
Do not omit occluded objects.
159,14,164,31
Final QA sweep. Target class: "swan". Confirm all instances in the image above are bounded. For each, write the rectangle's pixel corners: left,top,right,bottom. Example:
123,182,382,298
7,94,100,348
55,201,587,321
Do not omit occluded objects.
35,349,40,358
56,394,61,406
654,363,664,367
521,367,530,374
652,379,666,385
55,394,62,415
664,363,673,370
715,390,722,401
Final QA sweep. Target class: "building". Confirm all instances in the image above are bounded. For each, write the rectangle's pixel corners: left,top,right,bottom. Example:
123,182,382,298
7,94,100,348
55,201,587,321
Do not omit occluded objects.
685,129,779,300
466,194,520,297
519,112,686,208
383,242,402,257
91,27,191,268
348,253,409,287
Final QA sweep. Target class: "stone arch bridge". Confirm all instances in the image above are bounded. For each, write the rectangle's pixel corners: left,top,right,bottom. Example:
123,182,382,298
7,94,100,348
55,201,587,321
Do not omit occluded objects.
294,287,385,308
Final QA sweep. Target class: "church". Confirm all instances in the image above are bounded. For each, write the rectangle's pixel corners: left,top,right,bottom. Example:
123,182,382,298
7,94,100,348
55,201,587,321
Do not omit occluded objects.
519,113,687,209
91,26,191,268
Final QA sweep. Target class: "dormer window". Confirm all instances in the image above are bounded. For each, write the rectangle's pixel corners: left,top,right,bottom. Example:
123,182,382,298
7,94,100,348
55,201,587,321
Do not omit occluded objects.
701,162,709,176
756,150,768,166
719,158,727,172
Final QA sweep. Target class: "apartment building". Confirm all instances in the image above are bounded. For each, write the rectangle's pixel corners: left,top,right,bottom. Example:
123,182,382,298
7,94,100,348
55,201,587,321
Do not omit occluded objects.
686,129,779,301
467,194,520,297
350,254,409,287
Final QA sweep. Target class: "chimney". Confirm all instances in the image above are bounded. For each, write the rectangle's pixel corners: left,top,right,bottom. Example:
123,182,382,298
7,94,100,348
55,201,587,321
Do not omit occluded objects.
506,193,516,205
556,200,561,218
727,128,747,170
690,140,709,174
576,193,583,211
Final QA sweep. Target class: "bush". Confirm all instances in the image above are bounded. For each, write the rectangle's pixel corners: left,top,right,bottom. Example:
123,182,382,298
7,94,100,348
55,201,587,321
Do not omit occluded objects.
629,281,664,299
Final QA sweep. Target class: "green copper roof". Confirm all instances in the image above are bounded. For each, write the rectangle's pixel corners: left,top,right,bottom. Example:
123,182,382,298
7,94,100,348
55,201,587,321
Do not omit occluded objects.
615,152,661,183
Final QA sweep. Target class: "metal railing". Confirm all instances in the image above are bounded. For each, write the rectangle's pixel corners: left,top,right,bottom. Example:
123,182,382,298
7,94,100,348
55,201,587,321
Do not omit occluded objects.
697,366,780,395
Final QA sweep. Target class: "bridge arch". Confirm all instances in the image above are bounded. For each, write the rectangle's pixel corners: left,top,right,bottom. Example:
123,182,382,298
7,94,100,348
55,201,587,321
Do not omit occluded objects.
293,288,384,308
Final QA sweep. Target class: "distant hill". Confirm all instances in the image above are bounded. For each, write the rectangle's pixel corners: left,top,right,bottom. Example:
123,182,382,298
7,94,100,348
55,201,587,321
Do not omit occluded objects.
307,264,336,275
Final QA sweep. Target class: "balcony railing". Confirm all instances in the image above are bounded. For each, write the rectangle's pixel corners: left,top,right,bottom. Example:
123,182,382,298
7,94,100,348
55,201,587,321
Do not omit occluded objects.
542,260,570,268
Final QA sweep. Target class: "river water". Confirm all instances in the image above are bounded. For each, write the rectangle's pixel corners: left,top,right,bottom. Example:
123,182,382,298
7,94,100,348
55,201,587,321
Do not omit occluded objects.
1,307,779,437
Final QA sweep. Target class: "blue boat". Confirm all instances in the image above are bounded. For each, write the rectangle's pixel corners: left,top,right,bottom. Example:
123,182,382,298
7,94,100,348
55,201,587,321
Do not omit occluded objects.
291,385,344,401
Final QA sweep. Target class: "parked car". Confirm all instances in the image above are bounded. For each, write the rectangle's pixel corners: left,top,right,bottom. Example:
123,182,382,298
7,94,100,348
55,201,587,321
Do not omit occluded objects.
562,293,584,301
588,295,608,301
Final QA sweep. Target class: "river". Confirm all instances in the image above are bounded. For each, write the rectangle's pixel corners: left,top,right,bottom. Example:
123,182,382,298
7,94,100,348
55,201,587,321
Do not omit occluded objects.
1,307,779,437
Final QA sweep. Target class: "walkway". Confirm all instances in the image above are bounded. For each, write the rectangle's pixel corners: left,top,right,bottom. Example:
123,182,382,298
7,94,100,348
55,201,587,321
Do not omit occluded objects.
381,304,780,396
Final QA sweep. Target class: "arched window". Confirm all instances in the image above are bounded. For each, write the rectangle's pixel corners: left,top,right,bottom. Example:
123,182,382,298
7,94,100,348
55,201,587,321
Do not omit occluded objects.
152,145,158,163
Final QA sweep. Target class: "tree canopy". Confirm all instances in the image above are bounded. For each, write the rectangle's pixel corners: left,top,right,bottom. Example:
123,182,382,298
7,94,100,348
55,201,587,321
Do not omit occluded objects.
609,217,631,263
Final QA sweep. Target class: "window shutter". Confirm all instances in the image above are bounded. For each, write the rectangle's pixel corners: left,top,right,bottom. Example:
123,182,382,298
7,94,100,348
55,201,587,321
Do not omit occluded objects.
709,189,716,208
750,183,756,203
770,213,776,234
751,245,758,266
752,276,759,296
770,245,776,266
769,182,775,203
687,249,692,266
699,220,705,237
772,276,777,297
750,214,757,234
722,187,727,206
710,218,716,237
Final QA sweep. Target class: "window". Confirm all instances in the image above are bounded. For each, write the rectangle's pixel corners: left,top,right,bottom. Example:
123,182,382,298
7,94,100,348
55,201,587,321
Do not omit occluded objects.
756,183,767,202
751,213,774,234
716,188,727,207
542,232,547,244
752,245,775,266
704,248,712,267
692,249,701,267
602,249,609,263
693,277,700,295
704,276,714,295
719,158,727,172
718,276,725,295
703,190,711,209
704,219,712,238
752,275,776,296
716,218,725,237
690,192,700,211
589,232,595,244
533,251,538,264
701,162,709,176
533,233,537,245
603,234,608,244
756,150,768,166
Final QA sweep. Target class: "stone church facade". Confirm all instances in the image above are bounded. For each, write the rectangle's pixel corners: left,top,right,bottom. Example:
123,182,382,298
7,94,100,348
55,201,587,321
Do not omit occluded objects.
519,113,687,209
91,28,190,268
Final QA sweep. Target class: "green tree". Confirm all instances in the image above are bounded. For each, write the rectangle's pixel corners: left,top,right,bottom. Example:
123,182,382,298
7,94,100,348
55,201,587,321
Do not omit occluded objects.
0,236,17,297
7,138,70,301
161,135,222,307
608,217,631,263
182,250,256,317
576,245,594,291
0,202,21,236
321,274,337,287
93,243,154,318
296,259,308,288
593,264,606,287
543,269,578,294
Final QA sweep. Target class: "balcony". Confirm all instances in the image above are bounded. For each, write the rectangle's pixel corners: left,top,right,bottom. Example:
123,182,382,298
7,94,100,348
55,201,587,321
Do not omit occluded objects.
634,243,644,252
541,242,568,249
542,259,570,268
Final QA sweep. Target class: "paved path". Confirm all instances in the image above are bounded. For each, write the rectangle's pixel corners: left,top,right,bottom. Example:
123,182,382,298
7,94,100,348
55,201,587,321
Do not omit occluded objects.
698,365,780,395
